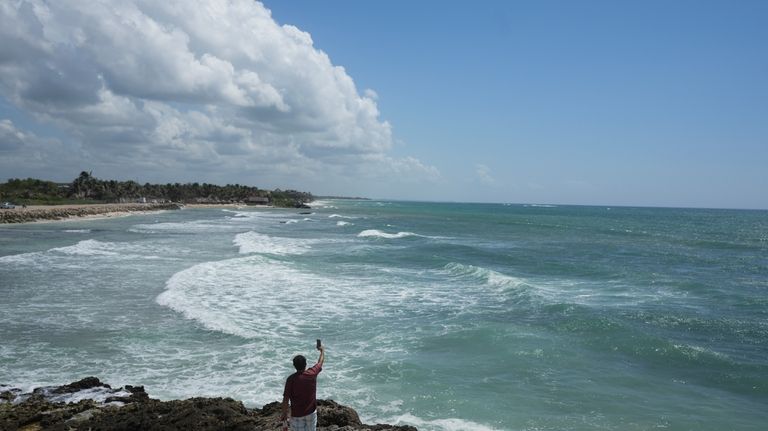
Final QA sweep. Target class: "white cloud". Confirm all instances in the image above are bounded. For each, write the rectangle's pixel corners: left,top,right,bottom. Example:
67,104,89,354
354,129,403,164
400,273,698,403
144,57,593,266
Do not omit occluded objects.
0,119,26,151
0,118,83,178
0,0,438,190
475,163,495,185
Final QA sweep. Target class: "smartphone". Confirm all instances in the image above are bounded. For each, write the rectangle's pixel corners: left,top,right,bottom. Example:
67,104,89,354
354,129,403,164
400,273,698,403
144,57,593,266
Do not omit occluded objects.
316,339,322,348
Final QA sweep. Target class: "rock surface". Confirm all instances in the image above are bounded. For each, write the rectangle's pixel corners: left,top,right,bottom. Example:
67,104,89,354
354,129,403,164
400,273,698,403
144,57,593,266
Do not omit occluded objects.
0,378,417,431
0,203,182,224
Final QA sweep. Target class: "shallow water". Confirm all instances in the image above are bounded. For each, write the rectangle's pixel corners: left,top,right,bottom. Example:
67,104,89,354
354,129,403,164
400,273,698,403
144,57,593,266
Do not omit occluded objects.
1,201,767,430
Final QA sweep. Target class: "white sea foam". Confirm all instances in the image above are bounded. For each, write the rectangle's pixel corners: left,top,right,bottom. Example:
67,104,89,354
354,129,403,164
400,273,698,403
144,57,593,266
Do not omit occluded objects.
337,221,352,226
156,255,370,339
382,413,501,431
358,229,421,239
49,387,132,404
329,214,355,219
7,386,131,406
233,231,313,255
63,229,91,233
50,239,120,256
130,221,237,234
673,343,731,361
0,251,45,265
309,200,337,209
443,262,664,307
524,204,557,208
0,239,181,266
153,255,465,411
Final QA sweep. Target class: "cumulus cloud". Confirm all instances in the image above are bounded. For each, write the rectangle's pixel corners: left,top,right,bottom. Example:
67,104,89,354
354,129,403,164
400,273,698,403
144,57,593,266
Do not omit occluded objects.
0,0,437,189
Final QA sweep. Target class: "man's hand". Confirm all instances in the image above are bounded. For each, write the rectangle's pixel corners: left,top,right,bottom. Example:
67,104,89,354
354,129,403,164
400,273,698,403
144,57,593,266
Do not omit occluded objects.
281,394,289,421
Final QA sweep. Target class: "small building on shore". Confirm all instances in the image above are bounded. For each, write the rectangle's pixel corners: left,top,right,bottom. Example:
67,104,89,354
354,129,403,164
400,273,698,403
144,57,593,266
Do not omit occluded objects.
246,196,270,205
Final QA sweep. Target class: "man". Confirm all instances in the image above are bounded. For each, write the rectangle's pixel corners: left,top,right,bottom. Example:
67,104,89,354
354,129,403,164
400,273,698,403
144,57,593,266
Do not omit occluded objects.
281,343,325,431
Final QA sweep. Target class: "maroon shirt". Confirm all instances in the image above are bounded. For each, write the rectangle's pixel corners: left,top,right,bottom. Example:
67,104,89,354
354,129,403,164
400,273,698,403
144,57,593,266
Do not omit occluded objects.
283,363,322,417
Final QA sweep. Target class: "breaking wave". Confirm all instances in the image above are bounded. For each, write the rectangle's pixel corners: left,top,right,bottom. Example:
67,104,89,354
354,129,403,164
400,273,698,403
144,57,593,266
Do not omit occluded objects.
357,229,422,239
443,262,529,290
329,214,355,219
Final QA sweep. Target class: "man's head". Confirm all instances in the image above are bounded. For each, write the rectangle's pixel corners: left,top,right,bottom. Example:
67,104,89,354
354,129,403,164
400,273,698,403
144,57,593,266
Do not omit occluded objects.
293,355,307,372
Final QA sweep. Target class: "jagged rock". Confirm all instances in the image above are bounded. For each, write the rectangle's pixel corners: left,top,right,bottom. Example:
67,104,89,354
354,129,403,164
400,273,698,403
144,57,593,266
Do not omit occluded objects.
318,399,362,426
1,388,21,403
52,377,108,394
0,378,417,431
0,203,183,224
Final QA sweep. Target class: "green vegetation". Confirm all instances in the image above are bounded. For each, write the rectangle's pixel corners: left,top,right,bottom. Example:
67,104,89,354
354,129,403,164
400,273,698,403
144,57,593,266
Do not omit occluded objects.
0,172,313,207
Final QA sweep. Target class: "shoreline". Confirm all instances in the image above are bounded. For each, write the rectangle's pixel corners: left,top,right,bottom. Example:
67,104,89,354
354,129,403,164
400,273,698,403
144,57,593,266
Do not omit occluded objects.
0,203,183,224
0,202,290,224
0,377,416,431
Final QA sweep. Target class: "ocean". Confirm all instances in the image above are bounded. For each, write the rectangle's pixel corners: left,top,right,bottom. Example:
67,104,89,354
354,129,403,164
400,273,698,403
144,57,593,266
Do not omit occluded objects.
1,200,766,430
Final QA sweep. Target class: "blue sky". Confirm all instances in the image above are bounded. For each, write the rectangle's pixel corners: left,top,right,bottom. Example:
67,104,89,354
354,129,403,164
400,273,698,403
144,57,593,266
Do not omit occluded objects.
1,1,766,208
265,0,767,208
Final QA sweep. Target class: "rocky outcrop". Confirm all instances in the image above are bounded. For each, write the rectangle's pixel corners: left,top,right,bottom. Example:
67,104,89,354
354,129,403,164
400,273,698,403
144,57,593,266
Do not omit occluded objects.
0,203,182,224
0,377,417,431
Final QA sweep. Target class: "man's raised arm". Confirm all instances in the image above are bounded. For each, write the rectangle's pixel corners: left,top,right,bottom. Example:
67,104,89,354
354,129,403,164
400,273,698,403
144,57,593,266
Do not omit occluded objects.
317,344,325,368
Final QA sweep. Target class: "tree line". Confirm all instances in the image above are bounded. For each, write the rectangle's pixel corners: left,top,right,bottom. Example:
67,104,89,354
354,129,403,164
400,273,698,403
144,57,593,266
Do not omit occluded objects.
0,172,313,207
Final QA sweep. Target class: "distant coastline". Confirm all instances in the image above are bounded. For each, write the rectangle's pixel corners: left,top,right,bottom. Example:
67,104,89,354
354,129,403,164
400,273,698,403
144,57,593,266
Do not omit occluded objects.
0,172,314,210
315,195,370,200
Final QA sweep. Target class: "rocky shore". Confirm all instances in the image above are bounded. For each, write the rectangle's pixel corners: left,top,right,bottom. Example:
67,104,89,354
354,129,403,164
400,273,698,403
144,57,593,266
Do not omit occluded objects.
0,203,183,224
0,377,417,431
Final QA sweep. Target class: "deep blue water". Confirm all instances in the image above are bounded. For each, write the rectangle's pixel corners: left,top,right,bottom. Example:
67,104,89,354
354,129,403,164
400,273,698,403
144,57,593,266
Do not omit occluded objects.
1,201,767,430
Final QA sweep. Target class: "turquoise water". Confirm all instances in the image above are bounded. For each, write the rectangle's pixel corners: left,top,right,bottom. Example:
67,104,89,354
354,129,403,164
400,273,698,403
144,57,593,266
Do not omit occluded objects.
1,201,767,430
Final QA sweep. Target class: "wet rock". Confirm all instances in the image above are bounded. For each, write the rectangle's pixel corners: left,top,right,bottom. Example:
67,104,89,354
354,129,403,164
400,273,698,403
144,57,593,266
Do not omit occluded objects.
0,378,418,431
1,387,21,403
52,377,108,394
318,399,362,426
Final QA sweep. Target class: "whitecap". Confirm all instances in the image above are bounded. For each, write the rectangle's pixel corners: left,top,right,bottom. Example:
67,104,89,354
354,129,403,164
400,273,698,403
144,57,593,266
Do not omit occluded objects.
336,221,352,227
50,239,120,256
672,343,731,362
329,214,355,219
443,262,528,291
63,229,91,233
357,229,421,239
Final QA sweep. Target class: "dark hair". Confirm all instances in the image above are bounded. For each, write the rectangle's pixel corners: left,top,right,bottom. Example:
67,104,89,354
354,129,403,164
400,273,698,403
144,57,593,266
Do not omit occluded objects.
293,355,307,371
